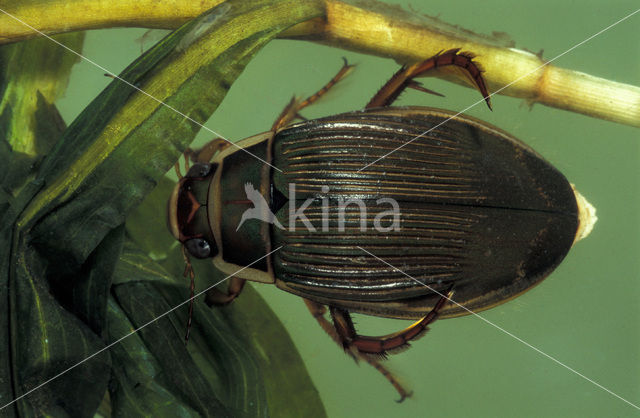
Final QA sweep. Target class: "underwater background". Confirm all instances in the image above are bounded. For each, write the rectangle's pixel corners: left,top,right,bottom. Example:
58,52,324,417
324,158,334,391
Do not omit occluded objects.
52,0,639,416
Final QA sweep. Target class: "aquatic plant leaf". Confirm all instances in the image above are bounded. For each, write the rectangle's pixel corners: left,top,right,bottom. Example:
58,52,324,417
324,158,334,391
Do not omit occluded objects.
0,225,13,413
107,295,207,417
112,239,178,287
0,141,35,218
0,33,83,156
3,1,326,416
19,0,326,263
231,286,327,417
0,32,81,222
7,236,112,417
66,225,125,334
0,31,102,418
111,280,228,416
124,175,178,261
110,238,266,417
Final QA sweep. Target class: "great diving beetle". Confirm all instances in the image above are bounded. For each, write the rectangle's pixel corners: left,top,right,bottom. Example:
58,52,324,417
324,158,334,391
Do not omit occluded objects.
167,49,596,400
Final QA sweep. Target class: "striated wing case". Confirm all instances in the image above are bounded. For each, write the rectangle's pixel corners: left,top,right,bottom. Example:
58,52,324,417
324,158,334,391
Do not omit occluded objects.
271,107,578,319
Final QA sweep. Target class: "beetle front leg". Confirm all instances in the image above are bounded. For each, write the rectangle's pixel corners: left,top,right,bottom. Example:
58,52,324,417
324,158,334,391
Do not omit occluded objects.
272,58,355,132
185,137,231,163
204,277,246,306
366,48,492,109
303,299,412,402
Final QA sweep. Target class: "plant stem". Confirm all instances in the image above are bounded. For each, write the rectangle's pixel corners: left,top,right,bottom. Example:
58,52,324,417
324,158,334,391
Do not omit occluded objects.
0,0,637,127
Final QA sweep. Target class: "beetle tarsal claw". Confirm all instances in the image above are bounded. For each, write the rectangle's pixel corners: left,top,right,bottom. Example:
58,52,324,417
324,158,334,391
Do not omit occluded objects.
345,345,360,362
395,390,413,403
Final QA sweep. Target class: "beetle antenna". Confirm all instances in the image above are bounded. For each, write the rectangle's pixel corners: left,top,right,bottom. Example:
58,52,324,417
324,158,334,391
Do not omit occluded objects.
183,152,190,172
174,162,183,179
174,151,193,180
181,246,196,343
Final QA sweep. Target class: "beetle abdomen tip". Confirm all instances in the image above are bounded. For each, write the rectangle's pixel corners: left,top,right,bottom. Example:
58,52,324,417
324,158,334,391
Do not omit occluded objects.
571,185,597,244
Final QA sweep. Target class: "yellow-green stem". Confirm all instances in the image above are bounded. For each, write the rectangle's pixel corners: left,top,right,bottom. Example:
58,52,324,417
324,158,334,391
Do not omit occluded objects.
0,0,638,127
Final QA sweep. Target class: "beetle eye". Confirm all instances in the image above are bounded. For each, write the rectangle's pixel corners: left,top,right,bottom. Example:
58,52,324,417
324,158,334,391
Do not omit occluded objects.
185,238,212,259
186,163,213,179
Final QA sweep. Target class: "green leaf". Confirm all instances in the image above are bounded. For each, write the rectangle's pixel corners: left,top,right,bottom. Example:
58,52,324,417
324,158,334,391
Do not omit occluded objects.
0,33,80,223
8,236,111,417
0,33,83,156
230,286,327,417
106,297,203,417
111,280,227,417
2,1,327,416
0,29,97,418
0,141,37,218
68,225,125,334
18,0,326,265
0,225,14,413
124,175,179,261
112,239,178,287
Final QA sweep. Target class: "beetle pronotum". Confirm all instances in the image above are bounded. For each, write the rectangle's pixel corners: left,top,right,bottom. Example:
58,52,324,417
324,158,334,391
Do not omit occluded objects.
167,49,596,400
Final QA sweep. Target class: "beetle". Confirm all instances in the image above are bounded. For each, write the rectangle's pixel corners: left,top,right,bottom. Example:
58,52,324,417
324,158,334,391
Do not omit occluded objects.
167,49,596,401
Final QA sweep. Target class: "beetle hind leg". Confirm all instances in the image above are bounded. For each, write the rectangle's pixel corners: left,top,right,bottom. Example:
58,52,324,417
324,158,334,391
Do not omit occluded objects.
366,48,492,110
330,289,453,357
304,299,412,402
272,58,355,131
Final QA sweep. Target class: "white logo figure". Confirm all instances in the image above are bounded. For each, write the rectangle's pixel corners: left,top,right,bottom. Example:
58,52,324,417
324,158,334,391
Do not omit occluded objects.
236,183,285,231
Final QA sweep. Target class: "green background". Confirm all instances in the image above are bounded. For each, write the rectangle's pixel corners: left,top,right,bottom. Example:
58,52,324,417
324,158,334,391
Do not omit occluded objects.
55,0,639,416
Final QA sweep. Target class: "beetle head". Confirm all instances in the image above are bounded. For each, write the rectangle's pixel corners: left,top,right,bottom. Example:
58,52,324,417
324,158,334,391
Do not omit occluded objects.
167,162,218,259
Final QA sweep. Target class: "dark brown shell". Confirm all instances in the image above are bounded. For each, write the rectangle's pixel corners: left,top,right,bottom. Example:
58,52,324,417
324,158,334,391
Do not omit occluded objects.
270,107,578,319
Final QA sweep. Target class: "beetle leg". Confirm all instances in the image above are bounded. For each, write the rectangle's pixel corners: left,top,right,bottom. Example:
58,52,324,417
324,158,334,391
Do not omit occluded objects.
330,289,453,357
303,299,413,402
204,277,246,306
271,58,355,132
303,299,354,357
366,48,492,110
185,137,231,163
